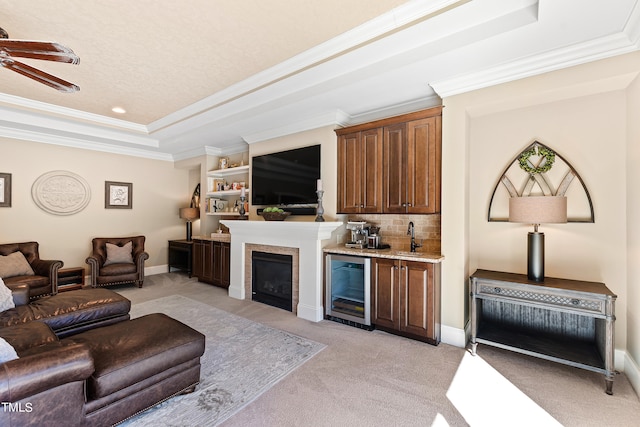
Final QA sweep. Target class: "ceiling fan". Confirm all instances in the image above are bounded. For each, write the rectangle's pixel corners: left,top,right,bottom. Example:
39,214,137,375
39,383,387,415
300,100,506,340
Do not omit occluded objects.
0,26,80,93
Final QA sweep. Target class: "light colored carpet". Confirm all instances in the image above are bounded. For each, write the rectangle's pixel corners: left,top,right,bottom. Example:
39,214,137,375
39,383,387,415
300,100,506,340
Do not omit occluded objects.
120,295,325,427
113,273,640,427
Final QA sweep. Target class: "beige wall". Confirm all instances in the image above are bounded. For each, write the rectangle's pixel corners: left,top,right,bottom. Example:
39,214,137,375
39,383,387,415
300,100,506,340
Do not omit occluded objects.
248,125,340,222
442,51,640,362
0,137,190,271
627,68,640,369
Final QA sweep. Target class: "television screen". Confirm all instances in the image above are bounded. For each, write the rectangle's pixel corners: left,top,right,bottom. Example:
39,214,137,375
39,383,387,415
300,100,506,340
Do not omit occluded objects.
251,145,321,206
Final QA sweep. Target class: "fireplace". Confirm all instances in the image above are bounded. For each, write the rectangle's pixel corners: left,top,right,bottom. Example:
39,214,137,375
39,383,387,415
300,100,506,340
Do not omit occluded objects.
252,251,293,311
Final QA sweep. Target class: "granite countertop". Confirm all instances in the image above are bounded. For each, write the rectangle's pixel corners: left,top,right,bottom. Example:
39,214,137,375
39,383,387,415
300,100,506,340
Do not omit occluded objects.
192,233,231,243
323,244,444,263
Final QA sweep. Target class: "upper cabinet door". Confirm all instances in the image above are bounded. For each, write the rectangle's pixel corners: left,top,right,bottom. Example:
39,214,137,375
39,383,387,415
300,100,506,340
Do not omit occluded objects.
337,132,362,213
382,123,407,213
337,129,383,213
406,116,441,214
361,128,383,213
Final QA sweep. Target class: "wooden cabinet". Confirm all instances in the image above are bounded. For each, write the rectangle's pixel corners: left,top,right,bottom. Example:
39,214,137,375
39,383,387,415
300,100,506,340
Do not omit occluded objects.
193,239,230,288
336,107,441,214
372,257,441,344
57,267,85,292
337,128,383,213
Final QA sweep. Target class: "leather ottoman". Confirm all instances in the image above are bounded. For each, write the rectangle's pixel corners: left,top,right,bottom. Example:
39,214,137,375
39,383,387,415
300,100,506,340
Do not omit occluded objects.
64,313,205,426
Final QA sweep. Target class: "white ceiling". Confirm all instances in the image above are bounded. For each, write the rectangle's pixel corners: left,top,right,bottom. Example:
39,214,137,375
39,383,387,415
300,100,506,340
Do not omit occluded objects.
1,0,639,161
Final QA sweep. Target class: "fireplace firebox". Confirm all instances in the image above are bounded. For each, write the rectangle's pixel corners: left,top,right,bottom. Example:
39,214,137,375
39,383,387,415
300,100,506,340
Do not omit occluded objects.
252,251,293,311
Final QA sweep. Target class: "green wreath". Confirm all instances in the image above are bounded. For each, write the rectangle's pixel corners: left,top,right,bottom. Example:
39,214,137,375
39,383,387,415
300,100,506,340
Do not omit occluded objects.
518,146,556,174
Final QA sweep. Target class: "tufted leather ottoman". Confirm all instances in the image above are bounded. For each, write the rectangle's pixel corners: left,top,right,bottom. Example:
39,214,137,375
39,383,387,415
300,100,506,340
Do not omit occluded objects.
64,312,205,426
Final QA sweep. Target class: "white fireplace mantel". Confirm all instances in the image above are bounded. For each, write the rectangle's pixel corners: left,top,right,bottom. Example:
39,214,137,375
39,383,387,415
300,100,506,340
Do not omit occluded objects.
221,220,343,322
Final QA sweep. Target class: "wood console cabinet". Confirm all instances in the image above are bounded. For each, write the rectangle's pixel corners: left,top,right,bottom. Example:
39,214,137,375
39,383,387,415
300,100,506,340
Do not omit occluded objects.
372,257,441,344
192,239,230,288
470,269,617,394
336,107,441,214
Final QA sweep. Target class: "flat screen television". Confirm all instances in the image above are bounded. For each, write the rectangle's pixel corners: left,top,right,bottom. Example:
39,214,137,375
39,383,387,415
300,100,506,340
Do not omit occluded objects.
251,145,321,207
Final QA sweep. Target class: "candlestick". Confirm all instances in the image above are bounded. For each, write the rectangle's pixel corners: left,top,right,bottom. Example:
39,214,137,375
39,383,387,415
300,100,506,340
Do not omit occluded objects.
239,195,246,217
315,190,325,222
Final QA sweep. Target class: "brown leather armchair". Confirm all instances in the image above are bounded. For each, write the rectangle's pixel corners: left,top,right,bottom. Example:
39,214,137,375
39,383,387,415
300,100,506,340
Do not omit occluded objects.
0,241,63,299
85,236,149,288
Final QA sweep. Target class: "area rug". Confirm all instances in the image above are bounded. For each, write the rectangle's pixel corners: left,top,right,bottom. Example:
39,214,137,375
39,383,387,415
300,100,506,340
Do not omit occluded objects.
120,295,326,426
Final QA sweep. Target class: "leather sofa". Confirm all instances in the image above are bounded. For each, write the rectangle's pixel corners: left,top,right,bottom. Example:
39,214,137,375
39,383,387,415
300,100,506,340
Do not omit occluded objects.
0,241,63,299
0,288,206,426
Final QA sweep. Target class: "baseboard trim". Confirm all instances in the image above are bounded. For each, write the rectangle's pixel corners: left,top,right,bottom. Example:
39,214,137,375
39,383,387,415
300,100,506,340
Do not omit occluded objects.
441,324,467,348
623,350,640,397
145,264,168,276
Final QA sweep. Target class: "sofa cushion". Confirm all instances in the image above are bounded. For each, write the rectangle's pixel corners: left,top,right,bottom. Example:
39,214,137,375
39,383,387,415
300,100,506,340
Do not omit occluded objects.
103,241,133,266
0,251,35,278
0,288,131,332
0,277,15,312
66,313,205,399
0,321,58,354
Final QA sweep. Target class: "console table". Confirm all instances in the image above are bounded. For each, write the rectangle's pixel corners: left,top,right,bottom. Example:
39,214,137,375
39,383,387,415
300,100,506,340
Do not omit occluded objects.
58,267,85,292
168,240,193,277
469,269,617,394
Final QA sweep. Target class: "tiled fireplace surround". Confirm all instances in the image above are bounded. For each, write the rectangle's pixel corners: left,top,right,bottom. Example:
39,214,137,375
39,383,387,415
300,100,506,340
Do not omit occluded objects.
221,220,343,322
221,214,440,322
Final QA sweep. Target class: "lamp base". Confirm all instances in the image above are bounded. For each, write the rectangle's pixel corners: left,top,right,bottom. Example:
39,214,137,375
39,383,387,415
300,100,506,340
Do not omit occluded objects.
527,231,544,282
185,221,193,242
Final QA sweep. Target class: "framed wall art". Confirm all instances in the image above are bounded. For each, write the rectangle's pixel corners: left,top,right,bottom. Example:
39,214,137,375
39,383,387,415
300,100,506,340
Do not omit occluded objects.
0,173,11,207
105,181,132,209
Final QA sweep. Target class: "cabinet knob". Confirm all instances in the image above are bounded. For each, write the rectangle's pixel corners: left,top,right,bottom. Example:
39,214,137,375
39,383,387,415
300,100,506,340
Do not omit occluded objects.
407,203,412,207
494,287,501,293
402,203,406,207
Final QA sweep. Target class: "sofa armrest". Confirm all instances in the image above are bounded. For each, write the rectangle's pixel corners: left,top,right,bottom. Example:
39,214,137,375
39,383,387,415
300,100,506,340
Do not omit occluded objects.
11,284,30,306
30,258,64,294
135,251,150,279
0,342,94,402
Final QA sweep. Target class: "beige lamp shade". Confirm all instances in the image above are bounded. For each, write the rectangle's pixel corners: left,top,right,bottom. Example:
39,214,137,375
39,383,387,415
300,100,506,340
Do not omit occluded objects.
179,207,200,221
509,196,567,224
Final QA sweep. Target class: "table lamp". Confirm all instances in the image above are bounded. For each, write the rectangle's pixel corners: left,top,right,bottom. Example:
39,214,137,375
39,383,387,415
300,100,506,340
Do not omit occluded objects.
509,196,567,282
179,207,199,241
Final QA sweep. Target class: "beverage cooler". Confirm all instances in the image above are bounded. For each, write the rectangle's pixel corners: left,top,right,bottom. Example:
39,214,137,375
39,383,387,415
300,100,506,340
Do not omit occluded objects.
325,254,371,329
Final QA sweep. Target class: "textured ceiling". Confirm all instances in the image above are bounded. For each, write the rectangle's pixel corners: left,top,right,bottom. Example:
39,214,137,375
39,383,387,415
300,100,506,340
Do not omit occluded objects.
1,0,639,160
0,0,409,124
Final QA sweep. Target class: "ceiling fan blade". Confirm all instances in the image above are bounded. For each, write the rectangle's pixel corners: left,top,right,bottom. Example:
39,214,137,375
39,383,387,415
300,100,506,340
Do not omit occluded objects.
0,57,79,92
0,40,79,64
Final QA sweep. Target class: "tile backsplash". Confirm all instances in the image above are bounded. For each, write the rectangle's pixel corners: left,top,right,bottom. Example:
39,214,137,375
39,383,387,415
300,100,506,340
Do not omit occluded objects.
346,213,441,253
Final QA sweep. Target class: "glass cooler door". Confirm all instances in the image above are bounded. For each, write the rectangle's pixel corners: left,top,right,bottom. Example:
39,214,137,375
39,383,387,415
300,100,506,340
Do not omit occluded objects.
326,254,371,326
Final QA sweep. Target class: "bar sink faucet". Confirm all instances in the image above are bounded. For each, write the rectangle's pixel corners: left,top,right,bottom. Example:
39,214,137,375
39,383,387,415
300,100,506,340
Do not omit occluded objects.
407,221,422,252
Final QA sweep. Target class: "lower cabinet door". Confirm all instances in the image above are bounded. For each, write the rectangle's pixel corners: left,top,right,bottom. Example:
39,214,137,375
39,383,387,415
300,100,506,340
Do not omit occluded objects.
400,261,434,339
372,258,400,330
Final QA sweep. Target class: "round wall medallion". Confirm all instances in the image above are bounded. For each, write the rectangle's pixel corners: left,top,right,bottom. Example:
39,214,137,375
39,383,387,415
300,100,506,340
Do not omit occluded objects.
32,170,91,215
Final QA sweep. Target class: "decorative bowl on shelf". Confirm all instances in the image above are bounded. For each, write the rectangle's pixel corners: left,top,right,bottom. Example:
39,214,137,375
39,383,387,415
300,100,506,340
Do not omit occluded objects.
261,211,291,221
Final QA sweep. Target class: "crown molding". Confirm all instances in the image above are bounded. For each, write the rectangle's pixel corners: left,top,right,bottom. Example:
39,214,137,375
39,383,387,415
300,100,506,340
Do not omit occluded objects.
0,93,148,133
430,26,640,98
171,142,249,162
0,124,172,161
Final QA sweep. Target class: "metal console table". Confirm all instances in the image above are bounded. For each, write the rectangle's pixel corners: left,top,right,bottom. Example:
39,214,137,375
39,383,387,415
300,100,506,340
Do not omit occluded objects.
469,269,617,394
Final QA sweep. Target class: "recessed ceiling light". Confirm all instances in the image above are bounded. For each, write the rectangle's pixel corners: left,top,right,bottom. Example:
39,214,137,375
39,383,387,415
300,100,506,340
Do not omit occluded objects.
111,107,126,114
